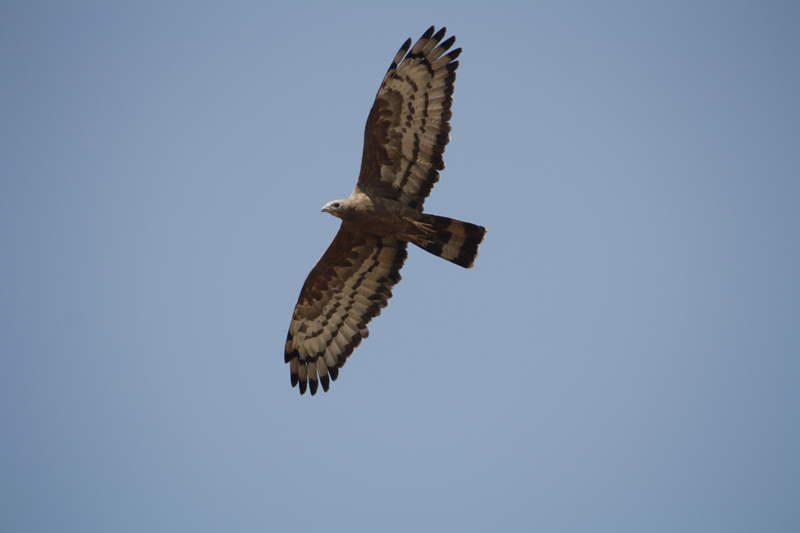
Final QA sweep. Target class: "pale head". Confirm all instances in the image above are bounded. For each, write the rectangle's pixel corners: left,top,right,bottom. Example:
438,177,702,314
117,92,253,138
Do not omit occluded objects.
321,198,353,219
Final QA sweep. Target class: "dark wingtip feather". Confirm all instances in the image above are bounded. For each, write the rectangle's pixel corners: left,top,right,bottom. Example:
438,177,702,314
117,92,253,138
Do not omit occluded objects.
309,379,318,396
299,379,307,395
387,38,413,76
320,374,330,392
439,35,456,52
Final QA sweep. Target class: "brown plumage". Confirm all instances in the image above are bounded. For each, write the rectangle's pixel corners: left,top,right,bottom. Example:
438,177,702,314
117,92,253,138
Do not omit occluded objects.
284,26,486,395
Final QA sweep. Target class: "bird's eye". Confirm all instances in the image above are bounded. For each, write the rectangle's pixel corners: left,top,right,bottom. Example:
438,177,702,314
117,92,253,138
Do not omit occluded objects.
333,203,340,208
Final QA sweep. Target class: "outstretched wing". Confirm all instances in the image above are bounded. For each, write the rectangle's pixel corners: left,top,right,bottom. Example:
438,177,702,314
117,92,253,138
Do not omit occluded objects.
356,26,460,211
284,229,407,395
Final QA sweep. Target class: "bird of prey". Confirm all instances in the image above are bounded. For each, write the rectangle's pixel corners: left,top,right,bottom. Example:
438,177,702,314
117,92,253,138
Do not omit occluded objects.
284,26,486,395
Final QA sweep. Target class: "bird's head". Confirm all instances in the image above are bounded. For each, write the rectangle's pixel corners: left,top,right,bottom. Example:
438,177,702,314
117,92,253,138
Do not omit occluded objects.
321,199,351,219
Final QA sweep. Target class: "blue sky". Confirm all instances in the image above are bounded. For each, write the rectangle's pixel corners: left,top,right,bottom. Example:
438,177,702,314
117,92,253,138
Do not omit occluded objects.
1,2,799,531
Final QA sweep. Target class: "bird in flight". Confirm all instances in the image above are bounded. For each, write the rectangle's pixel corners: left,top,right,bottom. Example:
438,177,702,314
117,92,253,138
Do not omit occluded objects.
284,26,486,395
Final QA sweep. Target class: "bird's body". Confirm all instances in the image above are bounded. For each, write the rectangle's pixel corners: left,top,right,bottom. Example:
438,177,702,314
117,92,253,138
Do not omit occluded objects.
284,27,486,395
324,192,429,246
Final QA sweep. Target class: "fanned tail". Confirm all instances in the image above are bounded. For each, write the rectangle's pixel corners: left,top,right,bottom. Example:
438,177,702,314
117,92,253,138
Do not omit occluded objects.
417,215,486,268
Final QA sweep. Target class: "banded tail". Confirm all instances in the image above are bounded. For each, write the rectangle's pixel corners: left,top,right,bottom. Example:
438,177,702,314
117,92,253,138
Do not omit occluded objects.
417,215,486,268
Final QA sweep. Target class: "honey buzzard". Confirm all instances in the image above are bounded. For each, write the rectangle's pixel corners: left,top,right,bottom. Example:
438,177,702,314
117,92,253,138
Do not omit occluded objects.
284,26,486,395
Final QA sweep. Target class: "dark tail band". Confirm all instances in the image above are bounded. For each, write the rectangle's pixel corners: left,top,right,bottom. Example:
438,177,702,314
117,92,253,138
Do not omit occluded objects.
418,215,486,268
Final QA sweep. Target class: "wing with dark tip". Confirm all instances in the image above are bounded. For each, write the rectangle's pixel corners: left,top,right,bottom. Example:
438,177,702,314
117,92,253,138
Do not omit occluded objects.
284,229,407,395
356,26,460,211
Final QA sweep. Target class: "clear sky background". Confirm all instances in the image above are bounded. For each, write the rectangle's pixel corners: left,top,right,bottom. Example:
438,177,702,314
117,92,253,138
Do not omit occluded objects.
1,2,799,532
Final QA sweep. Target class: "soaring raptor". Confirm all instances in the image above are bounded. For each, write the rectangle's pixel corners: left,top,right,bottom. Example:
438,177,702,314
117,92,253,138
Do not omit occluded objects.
284,26,486,395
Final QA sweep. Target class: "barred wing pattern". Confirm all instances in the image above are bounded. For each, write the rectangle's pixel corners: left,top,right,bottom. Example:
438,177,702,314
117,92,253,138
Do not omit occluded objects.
285,27,466,396
357,26,460,211
284,230,407,395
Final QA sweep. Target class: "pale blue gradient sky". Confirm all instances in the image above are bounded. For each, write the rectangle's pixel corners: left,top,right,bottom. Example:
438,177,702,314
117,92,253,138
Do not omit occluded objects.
1,2,799,531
